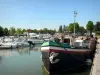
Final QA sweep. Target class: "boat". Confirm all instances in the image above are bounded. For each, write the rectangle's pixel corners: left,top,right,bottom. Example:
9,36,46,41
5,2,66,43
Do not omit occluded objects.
13,38,29,47
40,36,94,74
28,36,44,44
0,37,18,49
0,37,29,49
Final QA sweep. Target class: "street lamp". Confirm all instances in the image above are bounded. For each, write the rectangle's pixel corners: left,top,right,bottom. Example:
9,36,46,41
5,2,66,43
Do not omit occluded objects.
74,11,77,37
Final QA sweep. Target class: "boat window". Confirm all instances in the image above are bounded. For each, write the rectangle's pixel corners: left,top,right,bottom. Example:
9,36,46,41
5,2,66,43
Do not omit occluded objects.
64,38,70,45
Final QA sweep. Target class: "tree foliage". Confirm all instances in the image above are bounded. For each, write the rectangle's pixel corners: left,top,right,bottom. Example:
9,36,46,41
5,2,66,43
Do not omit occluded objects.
75,23,79,32
58,25,62,33
68,22,79,33
43,28,48,33
79,26,85,35
68,23,74,32
1,21,100,36
31,29,37,33
94,22,100,31
16,28,22,34
79,26,85,32
62,25,66,33
21,29,26,34
9,27,16,35
4,28,9,36
66,26,69,31
86,21,94,35
0,26,4,36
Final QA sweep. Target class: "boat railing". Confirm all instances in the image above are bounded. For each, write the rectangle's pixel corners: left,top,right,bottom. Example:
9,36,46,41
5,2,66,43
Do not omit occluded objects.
72,41,89,49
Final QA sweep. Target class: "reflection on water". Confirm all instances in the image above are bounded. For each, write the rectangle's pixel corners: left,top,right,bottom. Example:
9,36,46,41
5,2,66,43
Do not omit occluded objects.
0,45,42,75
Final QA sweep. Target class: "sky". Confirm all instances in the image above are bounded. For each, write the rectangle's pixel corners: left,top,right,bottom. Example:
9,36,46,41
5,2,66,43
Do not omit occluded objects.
0,0,100,30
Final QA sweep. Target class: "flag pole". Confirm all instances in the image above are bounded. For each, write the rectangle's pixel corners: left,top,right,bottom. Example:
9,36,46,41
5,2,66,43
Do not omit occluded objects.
74,11,77,38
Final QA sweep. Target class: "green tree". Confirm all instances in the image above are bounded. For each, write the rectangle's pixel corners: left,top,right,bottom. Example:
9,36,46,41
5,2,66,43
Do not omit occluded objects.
9,27,16,35
43,28,48,33
58,25,62,33
68,23,79,33
40,29,44,33
79,26,85,35
34,29,37,33
74,22,79,32
79,26,85,31
0,26,4,36
66,26,69,31
16,28,22,34
62,25,66,33
68,23,74,32
49,29,56,35
30,29,37,33
94,22,100,31
4,28,9,36
86,21,94,35
21,29,26,34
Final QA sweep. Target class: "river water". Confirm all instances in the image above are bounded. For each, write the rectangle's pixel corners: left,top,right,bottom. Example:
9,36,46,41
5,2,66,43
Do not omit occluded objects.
0,44,91,75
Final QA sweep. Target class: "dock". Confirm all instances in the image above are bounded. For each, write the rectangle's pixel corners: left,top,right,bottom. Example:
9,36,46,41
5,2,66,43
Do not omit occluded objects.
90,43,100,75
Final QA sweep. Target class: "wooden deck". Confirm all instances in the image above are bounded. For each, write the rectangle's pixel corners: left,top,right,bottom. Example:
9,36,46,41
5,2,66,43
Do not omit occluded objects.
90,43,100,75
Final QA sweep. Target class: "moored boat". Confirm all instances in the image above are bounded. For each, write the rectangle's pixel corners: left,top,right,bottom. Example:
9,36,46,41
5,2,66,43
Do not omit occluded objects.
41,38,94,74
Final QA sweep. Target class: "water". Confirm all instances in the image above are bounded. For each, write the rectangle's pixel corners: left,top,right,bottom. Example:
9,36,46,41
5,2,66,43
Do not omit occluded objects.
0,44,42,75
0,44,91,75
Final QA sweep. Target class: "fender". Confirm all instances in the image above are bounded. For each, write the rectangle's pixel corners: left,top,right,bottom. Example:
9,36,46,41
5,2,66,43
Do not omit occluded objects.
49,52,59,64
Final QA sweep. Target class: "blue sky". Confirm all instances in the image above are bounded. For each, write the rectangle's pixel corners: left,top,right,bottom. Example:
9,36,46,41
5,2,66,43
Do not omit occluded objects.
0,0,100,30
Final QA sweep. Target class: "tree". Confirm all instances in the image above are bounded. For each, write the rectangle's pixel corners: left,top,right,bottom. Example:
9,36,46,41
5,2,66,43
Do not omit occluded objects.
68,22,79,33
62,25,66,33
58,25,62,33
34,29,37,33
16,28,22,34
49,29,56,35
74,22,79,32
30,29,37,33
43,28,48,33
4,28,9,36
79,26,85,35
66,26,69,31
68,23,74,32
94,22,100,31
9,27,16,35
86,21,94,35
79,26,85,31
0,26,4,36
39,29,43,33
21,29,26,34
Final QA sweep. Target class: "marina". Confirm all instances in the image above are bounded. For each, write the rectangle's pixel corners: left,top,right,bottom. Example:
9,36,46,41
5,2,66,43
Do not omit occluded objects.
0,36,99,75
0,0,99,75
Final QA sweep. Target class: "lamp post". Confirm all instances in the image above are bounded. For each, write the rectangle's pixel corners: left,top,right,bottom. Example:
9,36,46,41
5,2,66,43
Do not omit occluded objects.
74,11,77,37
